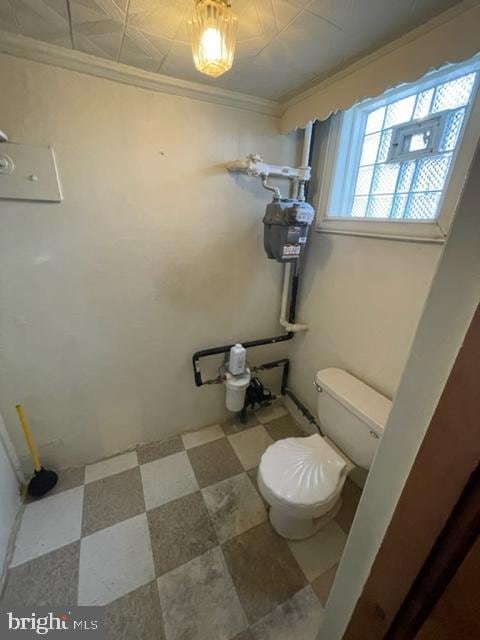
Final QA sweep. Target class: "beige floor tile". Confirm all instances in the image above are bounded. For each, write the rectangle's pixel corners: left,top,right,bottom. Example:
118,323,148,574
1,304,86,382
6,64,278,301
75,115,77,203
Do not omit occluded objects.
137,436,184,465
246,467,268,506
141,451,198,510
147,491,217,577
222,521,307,623
228,426,274,470
187,438,243,488
264,415,305,442
287,522,346,582
251,586,324,640
182,424,224,449
255,403,288,425
85,451,138,484
202,473,267,543
25,466,85,504
222,412,260,436
105,581,165,640
82,467,145,536
2,541,80,608
311,563,338,606
335,478,362,534
158,547,248,640
232,631,255,640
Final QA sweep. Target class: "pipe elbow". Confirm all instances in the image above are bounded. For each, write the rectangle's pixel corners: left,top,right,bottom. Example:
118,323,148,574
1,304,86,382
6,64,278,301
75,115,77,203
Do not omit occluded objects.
280,319,308,333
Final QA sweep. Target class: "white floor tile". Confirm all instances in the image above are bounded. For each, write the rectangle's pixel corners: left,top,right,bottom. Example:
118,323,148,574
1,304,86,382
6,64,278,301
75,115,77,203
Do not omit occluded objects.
181,424,224,450
251,586,324,640
85,451,138,483
12,487,84,567
78,513,155,606
140,451,198,510
228,425,273,470
287,521,347,582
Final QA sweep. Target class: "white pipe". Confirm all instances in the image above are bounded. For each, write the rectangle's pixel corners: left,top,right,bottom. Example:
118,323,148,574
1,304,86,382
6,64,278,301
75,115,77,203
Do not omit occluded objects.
278,122,313,333
226,158,250,173
226,154,310,181
298,120,313,201
280,318,309,333
301,121,313,168
261,175,281,199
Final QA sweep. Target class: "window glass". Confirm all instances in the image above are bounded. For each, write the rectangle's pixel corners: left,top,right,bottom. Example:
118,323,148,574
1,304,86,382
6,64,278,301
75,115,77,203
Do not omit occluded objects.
344,71,477,220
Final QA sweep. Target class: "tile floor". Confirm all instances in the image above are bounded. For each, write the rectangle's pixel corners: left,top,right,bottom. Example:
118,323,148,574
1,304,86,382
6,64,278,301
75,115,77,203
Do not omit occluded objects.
1,403,361,640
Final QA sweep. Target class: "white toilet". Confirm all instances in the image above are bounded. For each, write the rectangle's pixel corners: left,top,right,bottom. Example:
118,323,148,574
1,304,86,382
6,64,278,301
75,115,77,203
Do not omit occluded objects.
258,368,392,540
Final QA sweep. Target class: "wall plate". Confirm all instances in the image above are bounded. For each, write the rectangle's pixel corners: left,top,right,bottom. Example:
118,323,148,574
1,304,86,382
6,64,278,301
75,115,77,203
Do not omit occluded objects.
0,142,62,202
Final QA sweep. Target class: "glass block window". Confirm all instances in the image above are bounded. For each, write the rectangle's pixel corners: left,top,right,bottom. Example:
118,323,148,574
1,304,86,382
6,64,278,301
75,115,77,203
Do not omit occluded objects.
328,66,479,224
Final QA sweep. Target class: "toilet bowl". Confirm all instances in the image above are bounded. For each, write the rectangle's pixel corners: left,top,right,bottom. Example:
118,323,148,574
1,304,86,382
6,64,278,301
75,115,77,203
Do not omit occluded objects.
258,368,392,540
258,434,347,540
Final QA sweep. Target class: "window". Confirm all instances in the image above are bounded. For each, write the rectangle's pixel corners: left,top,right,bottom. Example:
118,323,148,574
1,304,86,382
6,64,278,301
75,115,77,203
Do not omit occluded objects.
316,58,480,241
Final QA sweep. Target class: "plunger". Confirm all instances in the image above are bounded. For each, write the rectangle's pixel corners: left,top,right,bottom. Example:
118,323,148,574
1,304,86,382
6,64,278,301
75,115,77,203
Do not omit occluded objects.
15,404,58,498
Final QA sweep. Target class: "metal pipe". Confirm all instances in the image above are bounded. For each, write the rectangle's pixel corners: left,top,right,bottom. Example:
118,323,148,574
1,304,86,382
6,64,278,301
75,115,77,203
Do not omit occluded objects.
225,158,251,172
261,175,281,199
193,123,314,386
289,266,299,324
301,121,313,168
279,262,308,333
284,388,323,435
280,262,291,324
298,121,313,201
192,332,293,387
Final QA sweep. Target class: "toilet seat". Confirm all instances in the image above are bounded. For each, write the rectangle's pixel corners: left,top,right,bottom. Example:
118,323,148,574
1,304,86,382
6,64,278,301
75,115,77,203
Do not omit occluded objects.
258,434,348,520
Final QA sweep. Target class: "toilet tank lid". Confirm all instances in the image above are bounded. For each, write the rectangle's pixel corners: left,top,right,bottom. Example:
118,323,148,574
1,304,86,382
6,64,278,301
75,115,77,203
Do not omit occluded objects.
315,368,392,433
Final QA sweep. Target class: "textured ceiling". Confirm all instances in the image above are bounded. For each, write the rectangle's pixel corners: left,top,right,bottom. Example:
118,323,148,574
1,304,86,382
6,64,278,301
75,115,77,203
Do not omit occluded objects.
0,0,465,100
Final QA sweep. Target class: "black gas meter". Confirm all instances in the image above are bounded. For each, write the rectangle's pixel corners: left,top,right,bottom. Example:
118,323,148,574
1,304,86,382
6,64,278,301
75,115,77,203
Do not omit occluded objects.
263,198,315,262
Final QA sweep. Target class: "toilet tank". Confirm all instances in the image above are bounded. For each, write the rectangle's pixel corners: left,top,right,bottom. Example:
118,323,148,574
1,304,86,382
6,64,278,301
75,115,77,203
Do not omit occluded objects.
315,368,392,470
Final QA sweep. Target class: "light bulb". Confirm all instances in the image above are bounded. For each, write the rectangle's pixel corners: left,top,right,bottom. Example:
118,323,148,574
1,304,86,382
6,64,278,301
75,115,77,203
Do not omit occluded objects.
188,1,238,78
200,27,223,63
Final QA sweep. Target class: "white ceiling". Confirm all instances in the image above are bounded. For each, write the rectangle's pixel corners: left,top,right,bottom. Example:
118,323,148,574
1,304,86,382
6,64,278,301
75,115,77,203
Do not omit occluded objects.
0,0,464,100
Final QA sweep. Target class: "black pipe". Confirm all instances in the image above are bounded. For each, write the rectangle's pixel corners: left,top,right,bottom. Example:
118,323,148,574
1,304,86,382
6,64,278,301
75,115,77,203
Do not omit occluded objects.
252,357,321,434
288,271,299,324
192,333,293,387
284,388,323,435
281,360,290,394
252,358,289,370
251,358,290,394
192,271,299,387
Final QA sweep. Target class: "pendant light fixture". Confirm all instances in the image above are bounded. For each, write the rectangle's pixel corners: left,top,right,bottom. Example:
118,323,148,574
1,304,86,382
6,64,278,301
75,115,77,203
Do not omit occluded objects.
188,0,238,78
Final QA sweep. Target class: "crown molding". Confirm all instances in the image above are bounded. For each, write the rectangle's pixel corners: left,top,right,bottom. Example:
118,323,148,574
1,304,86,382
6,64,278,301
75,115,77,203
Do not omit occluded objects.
0,30,281,118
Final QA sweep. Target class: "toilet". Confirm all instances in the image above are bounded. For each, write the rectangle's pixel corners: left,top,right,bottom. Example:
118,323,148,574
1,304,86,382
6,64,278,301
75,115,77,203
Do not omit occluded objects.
258,368,392,540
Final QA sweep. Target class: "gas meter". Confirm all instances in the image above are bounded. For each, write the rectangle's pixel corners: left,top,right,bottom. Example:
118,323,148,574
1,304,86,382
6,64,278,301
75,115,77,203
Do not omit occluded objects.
263,198,315,262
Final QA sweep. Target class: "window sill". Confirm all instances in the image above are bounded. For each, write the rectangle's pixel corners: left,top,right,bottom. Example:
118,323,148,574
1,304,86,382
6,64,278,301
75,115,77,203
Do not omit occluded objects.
316,218,447,244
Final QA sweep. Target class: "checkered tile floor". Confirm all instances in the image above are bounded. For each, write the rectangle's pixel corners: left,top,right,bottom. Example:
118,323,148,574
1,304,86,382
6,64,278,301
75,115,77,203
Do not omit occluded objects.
1,403,361,640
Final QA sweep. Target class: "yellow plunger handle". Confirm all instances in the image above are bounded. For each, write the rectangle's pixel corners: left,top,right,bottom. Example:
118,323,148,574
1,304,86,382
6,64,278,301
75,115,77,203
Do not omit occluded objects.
15,404,42,472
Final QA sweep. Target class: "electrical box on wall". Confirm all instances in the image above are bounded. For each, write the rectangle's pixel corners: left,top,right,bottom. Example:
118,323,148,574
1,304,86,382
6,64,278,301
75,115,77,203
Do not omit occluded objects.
0,143,62,202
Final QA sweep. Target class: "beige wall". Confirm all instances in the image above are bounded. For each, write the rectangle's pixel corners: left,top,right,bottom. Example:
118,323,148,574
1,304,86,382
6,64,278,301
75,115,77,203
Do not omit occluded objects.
288,122,442,416
0,54,298,470
319,144,480,640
